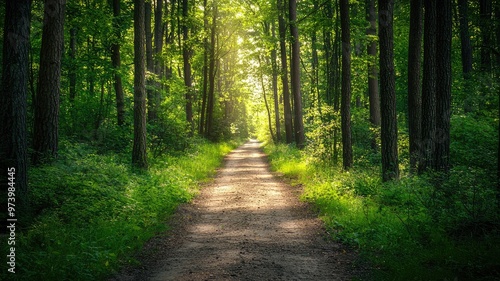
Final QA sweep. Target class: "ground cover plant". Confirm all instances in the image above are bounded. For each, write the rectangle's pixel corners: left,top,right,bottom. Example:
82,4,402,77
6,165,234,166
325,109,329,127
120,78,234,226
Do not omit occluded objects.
0,138,237,281
263,109,500,280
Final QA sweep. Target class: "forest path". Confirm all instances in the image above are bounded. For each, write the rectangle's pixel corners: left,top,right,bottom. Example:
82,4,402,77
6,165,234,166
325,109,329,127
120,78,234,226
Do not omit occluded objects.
112,140,360,280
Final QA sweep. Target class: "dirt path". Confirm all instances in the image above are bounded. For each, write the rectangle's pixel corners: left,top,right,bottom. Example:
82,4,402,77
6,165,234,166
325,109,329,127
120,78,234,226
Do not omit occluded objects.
112,140,361,280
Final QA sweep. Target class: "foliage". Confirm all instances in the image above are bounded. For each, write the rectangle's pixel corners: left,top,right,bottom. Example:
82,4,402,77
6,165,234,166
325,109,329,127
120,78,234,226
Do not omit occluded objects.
264,112,500,281
0,140,236,281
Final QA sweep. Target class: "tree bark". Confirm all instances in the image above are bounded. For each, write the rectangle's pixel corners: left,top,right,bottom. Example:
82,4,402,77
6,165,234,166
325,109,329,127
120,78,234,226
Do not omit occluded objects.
480,0,492,72
259,56,276,142
1,0,31,206
145,1,157,122
457,0,473,76
434,0,452,173
182,0,193,131
419,0,436,174
271,22,281,142
205,2,217,139
378,0,399,181
111,0,125,126
408,0,422,172
199,0,209,135
289,0,305,149
340,0,353,170
69,27,77,102
366,0,380,151
133,0,148,169
277,0,293,144
33,0,66,165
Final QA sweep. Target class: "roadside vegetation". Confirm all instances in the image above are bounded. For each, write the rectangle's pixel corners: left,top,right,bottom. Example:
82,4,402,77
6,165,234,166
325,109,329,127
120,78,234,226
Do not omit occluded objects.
264,108,500,280
0,137,237,281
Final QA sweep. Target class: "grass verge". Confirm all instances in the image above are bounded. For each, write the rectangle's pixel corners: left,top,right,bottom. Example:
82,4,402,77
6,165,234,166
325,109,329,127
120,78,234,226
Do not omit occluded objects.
1,139,237,280
263,143,500,281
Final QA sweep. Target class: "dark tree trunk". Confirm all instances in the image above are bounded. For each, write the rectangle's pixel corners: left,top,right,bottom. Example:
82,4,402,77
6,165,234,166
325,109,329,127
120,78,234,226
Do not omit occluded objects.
111,0,125,126
1,0,31,208
340,0,353,170
278,0,293,144
434,0,452,173
289,0,305,149
366,0,380,150
69,27,77,102
145,1,156,122
419,0,437,174
33,0,66,165
408,0,422,172
271,22,281,142
152,0,163,121
182,0,193,131
133,0,148,169
480,0,492,72
457,0,473,76
323,0,335,106
457,0,474,113
378,0,399,181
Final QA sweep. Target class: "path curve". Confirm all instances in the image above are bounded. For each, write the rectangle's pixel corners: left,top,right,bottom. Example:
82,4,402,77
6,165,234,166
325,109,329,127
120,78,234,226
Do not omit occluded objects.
113,140,359,280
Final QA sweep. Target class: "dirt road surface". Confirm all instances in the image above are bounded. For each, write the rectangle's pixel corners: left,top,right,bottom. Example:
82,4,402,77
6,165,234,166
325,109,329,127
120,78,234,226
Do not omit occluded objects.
112,140,361,280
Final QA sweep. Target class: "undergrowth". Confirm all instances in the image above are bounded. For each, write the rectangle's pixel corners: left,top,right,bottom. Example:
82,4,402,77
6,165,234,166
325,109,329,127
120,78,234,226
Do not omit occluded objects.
0,138,237,281
264,114,500,281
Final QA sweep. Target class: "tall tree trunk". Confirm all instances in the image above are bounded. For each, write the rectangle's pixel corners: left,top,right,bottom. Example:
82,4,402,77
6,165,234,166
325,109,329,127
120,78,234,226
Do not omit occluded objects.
289,0,305,149
111,0,125,126
259,56,276,142
366,0,380,150
323,0,334,106
408,0,423,172
378,0,399,181
480,0,492,72
145,1,156,122
419,0,437,174
69,27,77,102
271,21,281,142
340,0,353,170
133,0,148,169
1,0,31,209
33,0,66,165
199,0,209,135
205,2,217,139
457,0,473,76
153,0,164,121
457,0,474,113
434,0,452,173
182,0,193,131
278,0,293,144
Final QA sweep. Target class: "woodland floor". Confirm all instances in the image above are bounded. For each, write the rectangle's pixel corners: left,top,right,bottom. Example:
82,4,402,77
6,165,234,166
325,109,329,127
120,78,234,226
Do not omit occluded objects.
111,140,364,280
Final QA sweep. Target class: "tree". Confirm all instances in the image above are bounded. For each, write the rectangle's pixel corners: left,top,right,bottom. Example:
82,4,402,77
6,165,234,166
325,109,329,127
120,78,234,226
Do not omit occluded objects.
205,1,218,139
408,0,422,171
340,0,352,170
111,0,125,126
132,0,148,169
182,0,194,130
270,22,281,143
289,0,305,148
366,0,380,150
378,0,399,181
419,0,436,174
0,0,31,206
277,0,293,144
479,0,492,72
434,0,452,173
33,0,66,165
457,0,473,77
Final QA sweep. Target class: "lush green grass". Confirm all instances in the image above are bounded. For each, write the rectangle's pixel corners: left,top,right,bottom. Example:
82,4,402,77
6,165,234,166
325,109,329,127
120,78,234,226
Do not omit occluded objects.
1,139,237,281
263,114,500,281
